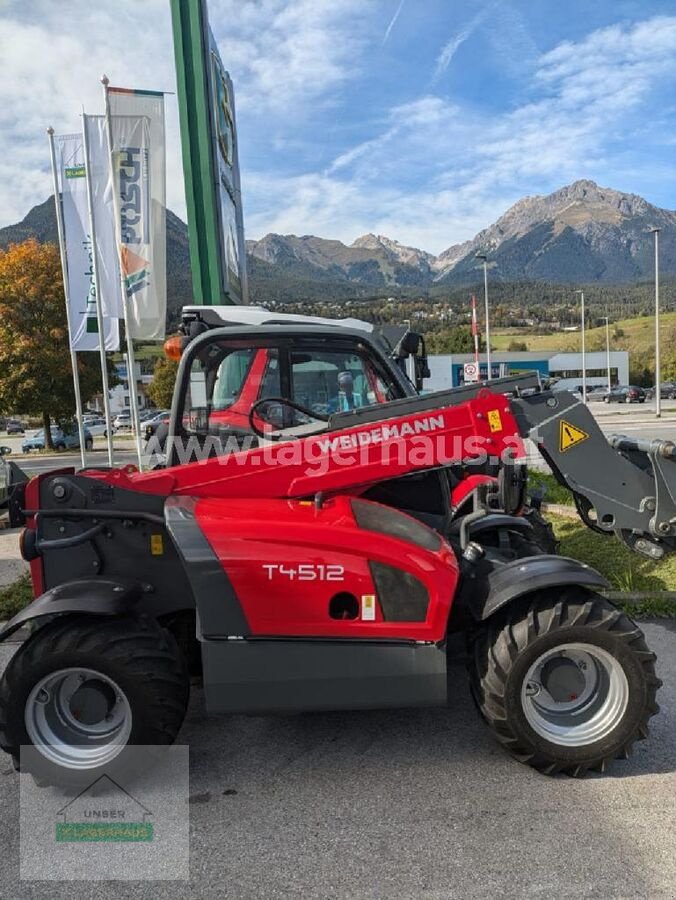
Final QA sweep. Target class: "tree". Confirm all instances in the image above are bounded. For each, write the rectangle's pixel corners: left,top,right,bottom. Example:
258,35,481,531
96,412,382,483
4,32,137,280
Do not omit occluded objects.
147,356,178,409
507,340,529,352
426,326,483,354
0,239,114,449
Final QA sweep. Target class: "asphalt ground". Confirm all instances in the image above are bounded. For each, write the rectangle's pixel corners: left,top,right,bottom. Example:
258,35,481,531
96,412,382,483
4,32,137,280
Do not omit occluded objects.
0,620,673,898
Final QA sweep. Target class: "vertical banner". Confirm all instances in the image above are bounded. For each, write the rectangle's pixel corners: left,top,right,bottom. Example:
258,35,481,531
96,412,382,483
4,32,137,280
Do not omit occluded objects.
107,88,167,340
207,45,247,304
83,116,126,320
170,0,247,306
55,133,119,351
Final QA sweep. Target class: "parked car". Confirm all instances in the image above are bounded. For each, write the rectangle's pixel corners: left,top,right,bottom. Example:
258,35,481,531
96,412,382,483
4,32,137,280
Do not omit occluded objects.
604,385,646,404
113,411,132,432
144,411,171,441
6,420,25,435
586,386,609,402
22,425,93,452
83,417,107,438
645,382,676,401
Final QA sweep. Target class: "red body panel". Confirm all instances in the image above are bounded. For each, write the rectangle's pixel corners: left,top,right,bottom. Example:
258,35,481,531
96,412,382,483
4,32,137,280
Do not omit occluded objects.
450,474,497,510
196,495,458,641
86,389,525,502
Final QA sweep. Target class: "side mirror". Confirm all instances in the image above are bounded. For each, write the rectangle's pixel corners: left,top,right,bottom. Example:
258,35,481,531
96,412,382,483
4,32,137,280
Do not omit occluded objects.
397,331,421,358
0,446,11,456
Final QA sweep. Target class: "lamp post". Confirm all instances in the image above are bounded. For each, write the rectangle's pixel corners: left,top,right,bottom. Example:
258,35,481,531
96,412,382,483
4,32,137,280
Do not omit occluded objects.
602,316,611,392
650,228,661,419
476,253,491,380
574,290,587,403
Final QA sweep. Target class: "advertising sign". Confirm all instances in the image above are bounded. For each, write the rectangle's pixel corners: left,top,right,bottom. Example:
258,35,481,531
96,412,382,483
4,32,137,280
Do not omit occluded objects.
56,132,119,351
106,88,167,340
170,0,247,305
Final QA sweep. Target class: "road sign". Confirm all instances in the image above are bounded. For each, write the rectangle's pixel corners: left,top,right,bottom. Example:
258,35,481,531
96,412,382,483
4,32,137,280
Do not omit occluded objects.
464,362,479,383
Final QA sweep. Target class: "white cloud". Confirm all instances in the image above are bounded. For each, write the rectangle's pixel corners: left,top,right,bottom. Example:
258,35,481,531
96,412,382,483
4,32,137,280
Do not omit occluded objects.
0,1,183,225
257,14,676,253
0,0,371,228
1,4,675,260
432,4,492,82
208,0,374,111
382,0,405,44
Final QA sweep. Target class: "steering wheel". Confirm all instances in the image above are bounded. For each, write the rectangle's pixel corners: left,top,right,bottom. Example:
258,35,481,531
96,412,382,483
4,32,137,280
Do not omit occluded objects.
248,397,329,442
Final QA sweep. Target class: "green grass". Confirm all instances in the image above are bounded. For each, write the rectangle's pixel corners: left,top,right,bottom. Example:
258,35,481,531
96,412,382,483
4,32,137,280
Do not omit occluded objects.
528,471,573,506
549,513,676,616
0,573,33,620
491,311,676,355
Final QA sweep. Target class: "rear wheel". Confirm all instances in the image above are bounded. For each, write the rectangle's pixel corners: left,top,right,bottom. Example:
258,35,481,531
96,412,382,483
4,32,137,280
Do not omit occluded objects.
470,591,660,775
85,438,93,450
0,615,189,786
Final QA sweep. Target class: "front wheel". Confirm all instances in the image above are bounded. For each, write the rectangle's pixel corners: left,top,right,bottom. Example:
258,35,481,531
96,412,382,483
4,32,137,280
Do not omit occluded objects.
0,615,189,786
470,592,661,775
85,438,93,450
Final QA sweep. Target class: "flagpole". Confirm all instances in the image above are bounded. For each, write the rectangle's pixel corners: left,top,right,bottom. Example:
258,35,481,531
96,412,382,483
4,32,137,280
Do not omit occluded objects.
100,75,144,470
471,294,480,375
81,112,115,466
47,127,87,469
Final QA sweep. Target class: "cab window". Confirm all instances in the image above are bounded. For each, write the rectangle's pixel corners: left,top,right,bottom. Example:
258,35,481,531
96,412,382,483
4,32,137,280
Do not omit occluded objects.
291,351,394,416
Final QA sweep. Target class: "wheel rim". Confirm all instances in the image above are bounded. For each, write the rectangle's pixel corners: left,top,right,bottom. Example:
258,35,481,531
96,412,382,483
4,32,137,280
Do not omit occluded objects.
25,667,132,769
520,643,629,747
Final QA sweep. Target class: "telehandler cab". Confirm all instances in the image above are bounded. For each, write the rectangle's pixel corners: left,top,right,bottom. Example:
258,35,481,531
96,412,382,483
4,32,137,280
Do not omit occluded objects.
0,309,671,784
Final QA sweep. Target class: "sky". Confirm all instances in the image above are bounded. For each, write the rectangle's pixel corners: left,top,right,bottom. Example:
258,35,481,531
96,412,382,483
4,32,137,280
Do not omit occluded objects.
0,0,675,255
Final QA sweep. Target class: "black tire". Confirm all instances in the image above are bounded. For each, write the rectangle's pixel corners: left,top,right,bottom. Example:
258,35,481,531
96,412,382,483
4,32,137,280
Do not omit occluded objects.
470,591,661,776
0,615,189,787
55,442,66,451
85,438,93,450
522,507,559,555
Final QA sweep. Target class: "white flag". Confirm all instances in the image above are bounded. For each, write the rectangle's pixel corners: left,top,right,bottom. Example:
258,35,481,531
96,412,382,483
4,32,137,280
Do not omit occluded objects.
83,116,125,320
55,133,119,351
107,88,166,340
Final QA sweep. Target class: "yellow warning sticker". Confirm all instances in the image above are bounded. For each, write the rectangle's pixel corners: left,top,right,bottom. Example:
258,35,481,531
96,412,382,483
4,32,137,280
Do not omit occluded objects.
559,420,589,452
487,409,503,432
361,594,376,621
150,534,164,556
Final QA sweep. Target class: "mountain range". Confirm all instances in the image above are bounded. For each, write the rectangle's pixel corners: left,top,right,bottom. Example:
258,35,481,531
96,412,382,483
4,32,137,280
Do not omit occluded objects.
1,179,673,324
246,180,676,286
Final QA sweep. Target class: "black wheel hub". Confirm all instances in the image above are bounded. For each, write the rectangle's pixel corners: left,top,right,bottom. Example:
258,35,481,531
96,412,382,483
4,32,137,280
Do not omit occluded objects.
540,657,587,703
68,679,117,725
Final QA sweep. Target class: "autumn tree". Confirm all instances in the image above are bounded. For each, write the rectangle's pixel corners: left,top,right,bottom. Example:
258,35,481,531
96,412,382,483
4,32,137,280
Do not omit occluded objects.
0,239,114,449
147,356,178,409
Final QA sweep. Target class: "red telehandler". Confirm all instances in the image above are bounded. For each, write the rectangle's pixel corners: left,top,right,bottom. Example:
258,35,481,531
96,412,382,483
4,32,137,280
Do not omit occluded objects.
0,311,672,784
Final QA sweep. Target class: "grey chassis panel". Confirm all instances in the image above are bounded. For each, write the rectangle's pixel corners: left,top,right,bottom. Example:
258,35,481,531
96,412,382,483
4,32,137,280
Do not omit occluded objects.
475,555,609,621
0,578,141,642
513,390,676,548
164,495,250,638
201,638,448,714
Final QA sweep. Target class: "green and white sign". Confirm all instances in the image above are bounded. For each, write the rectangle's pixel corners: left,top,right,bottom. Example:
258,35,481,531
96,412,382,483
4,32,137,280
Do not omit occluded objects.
170,0,248,306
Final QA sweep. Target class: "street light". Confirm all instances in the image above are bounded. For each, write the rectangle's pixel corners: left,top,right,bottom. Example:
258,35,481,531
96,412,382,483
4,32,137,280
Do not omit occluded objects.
475,253,491,380
601,316,612,392
650,228,661,419
574,290,587,403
